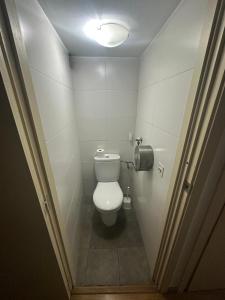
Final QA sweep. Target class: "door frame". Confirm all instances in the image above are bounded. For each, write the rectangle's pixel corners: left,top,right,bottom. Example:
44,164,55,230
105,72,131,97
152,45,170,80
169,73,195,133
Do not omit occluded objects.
1,0,224,296
0,1,73,296
153,0,225,292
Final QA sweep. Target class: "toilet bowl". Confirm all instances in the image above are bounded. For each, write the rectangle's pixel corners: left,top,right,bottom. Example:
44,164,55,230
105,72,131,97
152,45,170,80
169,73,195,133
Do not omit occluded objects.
93,153,123,226
93,182,123,226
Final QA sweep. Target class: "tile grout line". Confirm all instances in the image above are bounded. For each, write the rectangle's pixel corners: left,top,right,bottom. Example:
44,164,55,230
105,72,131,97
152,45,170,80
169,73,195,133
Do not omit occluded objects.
83,247,89,286
116,248,121,286
83,206,93,286
78,203,149,286
139,67,194,90
30,65,72,90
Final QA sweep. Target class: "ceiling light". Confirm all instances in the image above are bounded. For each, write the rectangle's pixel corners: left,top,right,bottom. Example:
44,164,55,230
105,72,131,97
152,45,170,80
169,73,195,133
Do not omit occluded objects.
84,21,129,48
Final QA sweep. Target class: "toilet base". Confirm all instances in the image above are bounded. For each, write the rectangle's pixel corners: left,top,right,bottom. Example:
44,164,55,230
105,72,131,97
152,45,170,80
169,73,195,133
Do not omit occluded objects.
100,211,118,226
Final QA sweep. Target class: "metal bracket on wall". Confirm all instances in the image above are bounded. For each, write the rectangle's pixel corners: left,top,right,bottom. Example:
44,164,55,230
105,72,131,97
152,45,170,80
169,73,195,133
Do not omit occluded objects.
135,137,143,146
120,160,134,169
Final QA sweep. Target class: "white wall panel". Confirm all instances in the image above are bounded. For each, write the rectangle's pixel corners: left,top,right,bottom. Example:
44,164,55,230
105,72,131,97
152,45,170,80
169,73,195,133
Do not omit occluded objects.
15,0,82,284
133,0,208,275
71,57,139,197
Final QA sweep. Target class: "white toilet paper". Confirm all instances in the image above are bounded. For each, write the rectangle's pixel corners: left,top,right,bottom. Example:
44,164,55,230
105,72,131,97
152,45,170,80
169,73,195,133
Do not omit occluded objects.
96,148,105,157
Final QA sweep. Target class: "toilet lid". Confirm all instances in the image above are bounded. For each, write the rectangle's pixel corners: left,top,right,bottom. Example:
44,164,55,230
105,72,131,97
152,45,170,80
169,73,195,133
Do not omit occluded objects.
93,182,123,211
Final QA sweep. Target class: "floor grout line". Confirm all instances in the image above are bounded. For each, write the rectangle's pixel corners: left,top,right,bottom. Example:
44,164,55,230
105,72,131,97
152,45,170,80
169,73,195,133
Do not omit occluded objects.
83,248,89,285
116,248,121,286
76,204,151,286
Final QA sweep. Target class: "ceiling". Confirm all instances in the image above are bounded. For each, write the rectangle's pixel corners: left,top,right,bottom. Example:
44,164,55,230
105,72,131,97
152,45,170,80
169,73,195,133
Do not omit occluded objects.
38,0,180,57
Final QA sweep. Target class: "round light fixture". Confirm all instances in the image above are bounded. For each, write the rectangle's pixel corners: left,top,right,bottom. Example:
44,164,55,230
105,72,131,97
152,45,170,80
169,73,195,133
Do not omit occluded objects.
84,21,129,48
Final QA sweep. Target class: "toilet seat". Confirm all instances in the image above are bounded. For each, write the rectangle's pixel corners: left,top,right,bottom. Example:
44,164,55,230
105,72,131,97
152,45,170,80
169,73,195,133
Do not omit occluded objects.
93,182,123,211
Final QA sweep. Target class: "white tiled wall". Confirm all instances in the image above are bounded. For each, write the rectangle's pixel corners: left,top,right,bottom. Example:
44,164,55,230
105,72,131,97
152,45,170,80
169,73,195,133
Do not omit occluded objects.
70,57,139,198
15,0,82,283
133,0,208,275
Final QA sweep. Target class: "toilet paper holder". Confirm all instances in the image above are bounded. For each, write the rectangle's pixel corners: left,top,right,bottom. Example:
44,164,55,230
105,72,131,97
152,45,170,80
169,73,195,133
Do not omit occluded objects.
134,145,154,171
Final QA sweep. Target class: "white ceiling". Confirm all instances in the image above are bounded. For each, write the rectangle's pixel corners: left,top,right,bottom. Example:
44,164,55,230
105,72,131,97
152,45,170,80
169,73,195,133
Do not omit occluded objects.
38,0,180,57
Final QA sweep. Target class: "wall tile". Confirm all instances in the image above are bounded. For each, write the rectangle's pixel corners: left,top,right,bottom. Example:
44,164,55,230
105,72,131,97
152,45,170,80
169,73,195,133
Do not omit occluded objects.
106,117,135,141
75,90,108,118
59,156,82,223
106,58,139,91
139,0,207,88
133,0,208,275
71,57,139,198
80,141,107,163
152,70,193,137
136,86,155,125
16,0,82,284
151,128,178,210
78,117,107,141
46,126,76,178
107,90,137,118
16,0,69,86
136,122,154,146
82,161,95,178
120,163,133,194
30,68,75,141
71,57,106,91
105,141,133,162
82,161,97,197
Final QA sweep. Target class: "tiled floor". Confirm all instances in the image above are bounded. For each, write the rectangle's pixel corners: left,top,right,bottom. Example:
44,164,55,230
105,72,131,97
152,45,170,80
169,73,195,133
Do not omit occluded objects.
76,203,151,286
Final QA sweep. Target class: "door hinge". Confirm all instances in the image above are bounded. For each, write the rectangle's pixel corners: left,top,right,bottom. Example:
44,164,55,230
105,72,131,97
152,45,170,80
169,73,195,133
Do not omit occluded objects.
183,179,193,193
43,195,50,213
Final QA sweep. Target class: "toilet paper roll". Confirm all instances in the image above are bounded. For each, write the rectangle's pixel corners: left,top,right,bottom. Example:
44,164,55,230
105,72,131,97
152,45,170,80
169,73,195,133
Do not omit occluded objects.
96,148,105,157
134,145,154,171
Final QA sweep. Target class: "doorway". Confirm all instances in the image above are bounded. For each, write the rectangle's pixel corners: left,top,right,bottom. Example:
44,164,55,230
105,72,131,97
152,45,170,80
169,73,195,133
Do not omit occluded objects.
1,0,223,295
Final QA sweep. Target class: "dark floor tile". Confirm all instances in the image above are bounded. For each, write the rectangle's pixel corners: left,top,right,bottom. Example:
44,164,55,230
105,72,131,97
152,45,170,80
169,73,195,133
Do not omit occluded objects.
118,247,151,285
76,205,148,286
83,195,93,205
76,248,88,286
117,221,143,248
79,223,92,248
90,208,143,249
85,249,119,286
90,210,125,248
81,203,94,221
120,208,138,223
79,204,94,248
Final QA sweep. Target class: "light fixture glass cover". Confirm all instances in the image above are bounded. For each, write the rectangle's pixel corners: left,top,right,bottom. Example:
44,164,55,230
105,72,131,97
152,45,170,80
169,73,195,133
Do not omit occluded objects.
95,23,129,47
84,21,129,47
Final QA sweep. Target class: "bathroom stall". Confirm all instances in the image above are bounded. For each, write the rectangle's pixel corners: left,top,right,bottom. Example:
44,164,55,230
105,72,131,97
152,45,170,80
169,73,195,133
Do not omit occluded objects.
2,0,223,296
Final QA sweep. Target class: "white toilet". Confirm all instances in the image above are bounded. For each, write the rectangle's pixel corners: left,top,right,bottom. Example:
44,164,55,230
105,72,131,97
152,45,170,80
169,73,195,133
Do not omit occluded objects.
93,153,123,226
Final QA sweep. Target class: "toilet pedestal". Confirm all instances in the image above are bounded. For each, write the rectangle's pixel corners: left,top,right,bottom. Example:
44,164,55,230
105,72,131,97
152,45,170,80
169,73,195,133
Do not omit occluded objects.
100,210,118,226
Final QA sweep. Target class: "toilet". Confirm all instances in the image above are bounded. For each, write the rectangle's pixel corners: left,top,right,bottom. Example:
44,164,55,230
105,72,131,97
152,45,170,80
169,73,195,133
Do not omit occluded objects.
93,153,123,226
